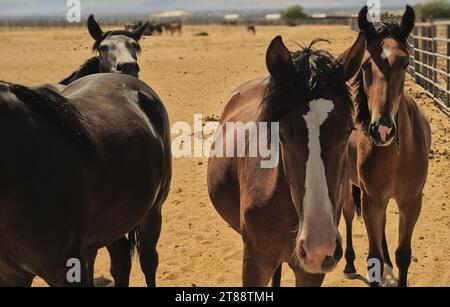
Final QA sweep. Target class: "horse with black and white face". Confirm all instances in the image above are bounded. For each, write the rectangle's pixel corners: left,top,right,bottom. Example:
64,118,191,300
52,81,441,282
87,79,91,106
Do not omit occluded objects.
60,15,148,85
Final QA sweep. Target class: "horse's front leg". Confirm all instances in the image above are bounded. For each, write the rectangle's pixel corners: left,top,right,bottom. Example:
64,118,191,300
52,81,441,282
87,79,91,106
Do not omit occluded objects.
396,194,422,287
242,242,280,287
361,192,388,287
290,265,325,287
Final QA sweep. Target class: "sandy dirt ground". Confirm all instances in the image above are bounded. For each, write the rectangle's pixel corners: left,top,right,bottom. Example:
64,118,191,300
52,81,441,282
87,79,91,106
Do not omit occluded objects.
0,25,448,287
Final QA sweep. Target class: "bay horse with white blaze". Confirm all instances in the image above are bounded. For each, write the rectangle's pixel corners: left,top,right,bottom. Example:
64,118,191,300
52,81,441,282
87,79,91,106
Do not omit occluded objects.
343,6,431,287
207,33,367,286
60,15,148,84
0,73,171,286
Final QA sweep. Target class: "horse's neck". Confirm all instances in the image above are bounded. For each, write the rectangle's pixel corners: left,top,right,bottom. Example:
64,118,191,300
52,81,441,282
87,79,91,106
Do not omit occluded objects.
397,93,424,151
59,56,101,85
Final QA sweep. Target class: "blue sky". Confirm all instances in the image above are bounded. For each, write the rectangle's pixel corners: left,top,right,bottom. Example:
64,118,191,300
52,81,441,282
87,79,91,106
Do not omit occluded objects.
0,0,426,17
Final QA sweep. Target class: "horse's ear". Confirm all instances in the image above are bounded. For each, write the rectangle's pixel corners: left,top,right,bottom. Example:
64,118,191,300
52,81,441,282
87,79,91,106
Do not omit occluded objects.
358,6,376,41
400,5,415,40
133,22,149,41
88,15,103,41
336,31,367,81
266,36,294,80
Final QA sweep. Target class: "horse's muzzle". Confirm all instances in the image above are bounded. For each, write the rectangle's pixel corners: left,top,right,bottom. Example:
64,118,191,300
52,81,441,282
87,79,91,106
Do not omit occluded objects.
117,62,140,78
369,118,397,147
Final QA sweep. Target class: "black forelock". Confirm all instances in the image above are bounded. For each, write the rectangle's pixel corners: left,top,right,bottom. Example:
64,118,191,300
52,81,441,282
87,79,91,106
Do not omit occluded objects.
371,22,408,46
260,40,348,122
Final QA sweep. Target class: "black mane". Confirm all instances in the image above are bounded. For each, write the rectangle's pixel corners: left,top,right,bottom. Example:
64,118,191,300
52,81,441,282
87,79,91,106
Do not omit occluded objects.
353,70,371,128
260,40,348,122
372,22,408,45
59,56,100,85
3,83,97,159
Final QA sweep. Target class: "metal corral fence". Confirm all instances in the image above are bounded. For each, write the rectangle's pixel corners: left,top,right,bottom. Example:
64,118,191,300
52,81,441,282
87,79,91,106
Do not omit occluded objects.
407,21,450,113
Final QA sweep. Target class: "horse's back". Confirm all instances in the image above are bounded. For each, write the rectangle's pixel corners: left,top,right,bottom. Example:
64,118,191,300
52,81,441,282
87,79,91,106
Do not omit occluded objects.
60,74,170,246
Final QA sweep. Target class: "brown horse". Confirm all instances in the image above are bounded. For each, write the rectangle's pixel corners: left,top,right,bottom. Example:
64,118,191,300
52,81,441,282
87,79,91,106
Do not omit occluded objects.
163,23,182,36
0,73,171,286
343,6,432,287
207,33,367,287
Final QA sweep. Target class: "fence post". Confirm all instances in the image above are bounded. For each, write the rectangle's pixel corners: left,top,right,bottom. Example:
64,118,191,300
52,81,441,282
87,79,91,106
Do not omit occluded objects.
414,26,420,84
432,24,438,100
427,26,433,93
447,24,450,108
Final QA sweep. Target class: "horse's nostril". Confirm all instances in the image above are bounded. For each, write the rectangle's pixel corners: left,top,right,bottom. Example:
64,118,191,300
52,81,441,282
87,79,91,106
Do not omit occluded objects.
300,245,307,259
116,62,138,74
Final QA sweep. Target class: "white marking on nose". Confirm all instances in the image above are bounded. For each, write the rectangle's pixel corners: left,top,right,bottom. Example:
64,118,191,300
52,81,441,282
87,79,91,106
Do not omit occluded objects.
378,125,392,142
299,99,335,243
381,48,392,60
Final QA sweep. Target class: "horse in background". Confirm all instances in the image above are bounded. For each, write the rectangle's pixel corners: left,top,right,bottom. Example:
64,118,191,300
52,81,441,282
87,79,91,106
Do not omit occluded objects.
343,6,431,287
247,25,256,35
163,23,182,36
60,15,148,85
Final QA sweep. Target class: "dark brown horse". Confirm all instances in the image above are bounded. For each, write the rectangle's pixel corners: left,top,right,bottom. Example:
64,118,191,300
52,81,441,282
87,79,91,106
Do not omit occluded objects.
163,23,182,36
60,15,148,85
0,73,171,286
247,25,256,35
207,33,367,286
343,6,431,287
60,15,158,287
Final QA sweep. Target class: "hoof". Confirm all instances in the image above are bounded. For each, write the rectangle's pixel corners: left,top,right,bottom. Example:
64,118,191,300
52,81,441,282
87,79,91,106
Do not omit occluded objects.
381,265,399,287
344,271,359,280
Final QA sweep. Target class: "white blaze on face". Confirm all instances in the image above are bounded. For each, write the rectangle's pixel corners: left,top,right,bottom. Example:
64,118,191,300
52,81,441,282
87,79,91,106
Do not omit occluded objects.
299,99,335,239
381,48,392,60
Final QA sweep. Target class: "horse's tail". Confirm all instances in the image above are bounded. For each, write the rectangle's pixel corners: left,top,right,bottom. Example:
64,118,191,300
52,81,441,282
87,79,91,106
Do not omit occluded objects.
128,227,141,258
352,185,362,217
272,264,282,287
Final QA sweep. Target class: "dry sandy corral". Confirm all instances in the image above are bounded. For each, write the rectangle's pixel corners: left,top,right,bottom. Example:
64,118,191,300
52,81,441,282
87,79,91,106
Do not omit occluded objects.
0,25,448,287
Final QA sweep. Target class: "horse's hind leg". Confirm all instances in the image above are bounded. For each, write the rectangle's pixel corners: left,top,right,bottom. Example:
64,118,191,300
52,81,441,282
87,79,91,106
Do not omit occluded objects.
343,184,359,278
86,249,98,287
271,264,282,287
138,207,162,287
396,194,422,287
107,236,132,287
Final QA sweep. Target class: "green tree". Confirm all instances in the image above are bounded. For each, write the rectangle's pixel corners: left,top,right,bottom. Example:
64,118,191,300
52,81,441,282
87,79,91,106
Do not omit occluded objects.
415,0,450,19
281,5,307,20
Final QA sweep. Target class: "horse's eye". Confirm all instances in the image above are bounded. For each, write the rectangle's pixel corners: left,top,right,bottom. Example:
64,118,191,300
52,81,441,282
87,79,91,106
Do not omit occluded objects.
99,45,108,52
